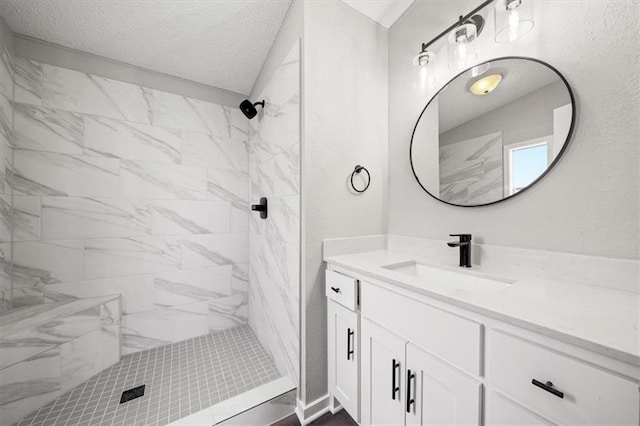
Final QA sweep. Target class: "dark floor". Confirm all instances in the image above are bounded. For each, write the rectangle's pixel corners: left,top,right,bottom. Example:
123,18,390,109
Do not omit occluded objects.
273,410,358,426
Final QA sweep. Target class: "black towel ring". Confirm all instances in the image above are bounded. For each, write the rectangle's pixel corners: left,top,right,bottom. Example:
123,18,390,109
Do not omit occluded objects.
350,165,370,193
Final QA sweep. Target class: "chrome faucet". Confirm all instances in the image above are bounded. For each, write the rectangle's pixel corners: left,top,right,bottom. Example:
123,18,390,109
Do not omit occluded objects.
447,234,472,268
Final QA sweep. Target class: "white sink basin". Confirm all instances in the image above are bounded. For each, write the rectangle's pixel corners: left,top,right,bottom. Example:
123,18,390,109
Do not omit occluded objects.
382,261,515,292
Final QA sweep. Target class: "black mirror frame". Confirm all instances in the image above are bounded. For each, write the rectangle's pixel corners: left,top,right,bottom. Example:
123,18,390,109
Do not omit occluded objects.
409,56,576,208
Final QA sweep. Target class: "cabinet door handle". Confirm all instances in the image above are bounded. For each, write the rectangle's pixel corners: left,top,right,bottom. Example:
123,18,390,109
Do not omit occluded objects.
531,379,564,399
347,328,354,360
331,286,340,294
406,369,415,413
391,359,400,400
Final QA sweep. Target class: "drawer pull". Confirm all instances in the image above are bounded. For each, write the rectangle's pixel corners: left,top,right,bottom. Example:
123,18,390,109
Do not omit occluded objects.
391,359,400,400
347,328,354,360
331,286,341,294
406,369,416,413
532,379,564,399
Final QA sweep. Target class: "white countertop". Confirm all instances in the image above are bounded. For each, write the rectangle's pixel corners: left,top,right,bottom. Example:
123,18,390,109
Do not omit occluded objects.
325,249,640,367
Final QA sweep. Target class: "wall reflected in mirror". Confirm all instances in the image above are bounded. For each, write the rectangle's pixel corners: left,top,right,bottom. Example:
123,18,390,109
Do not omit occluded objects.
411,57,574,207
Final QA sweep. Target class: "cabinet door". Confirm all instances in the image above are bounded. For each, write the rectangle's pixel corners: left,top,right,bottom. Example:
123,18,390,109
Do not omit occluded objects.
486,391,553,425
361,319,406,426
406,344,481,426
328,300,359,421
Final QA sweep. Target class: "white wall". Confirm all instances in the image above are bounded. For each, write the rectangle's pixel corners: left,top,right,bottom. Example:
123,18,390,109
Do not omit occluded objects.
389,0,639,259
302,0,388,403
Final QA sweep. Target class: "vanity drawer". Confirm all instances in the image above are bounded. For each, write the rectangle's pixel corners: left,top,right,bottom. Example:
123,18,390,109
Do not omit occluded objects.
487,330,640,425
360,283,482,376
325,270,358,311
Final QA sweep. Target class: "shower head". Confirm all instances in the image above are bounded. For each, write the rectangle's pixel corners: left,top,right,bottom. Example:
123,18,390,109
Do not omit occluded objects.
239,99,265,119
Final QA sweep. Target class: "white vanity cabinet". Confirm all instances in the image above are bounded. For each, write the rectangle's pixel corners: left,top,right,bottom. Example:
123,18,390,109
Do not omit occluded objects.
325,266,640,425
326,270,360,422
405,343,482,425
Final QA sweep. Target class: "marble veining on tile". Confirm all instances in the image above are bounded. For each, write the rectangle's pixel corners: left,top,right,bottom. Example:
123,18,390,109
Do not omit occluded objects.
13,196,41,242
13,104,83,154
13,151,120,197
0,46,13,101
247,41,300,383
439,131,503,205
14,58,43,105
42,64,152,124
41,197,151,240
84,115,182,164
120,160,207,200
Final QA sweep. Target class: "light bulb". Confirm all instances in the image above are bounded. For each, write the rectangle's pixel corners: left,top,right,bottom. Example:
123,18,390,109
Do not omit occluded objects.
508,8,520,42
413,50,435,90
455,42,467,70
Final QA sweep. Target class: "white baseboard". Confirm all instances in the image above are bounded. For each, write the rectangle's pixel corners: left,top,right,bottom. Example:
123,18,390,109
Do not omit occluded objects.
295,394,331,425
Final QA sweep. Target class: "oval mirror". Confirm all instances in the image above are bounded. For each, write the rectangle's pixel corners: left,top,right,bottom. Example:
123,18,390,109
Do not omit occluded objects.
410,57,575,207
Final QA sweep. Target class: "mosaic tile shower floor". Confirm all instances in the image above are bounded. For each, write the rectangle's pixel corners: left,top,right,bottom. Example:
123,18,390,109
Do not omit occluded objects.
17,324,281,426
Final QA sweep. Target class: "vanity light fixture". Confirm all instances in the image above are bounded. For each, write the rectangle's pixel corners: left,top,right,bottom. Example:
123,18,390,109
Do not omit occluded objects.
494,0,534,43
413,43,436,90
469,73,503,95
448,15,481,70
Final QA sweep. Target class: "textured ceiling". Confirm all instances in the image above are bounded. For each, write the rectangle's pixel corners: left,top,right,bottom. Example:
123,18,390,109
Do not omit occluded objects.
0,0,292,95
341,0,415,28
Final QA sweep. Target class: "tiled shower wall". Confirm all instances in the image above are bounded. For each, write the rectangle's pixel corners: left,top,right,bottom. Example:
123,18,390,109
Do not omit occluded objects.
0,20,13,313
8,57,251,354
248,41,300,382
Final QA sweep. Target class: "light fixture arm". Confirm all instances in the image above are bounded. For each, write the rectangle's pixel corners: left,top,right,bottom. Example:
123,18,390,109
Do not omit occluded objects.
420,0,494,51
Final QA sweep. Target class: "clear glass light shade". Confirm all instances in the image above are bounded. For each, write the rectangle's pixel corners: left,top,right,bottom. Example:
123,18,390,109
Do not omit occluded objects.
413,51,436,90
495,0,535,43
448,23,478,70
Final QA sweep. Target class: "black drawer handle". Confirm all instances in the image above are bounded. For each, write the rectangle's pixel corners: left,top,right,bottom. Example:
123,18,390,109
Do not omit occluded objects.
532,379,564,399
406,369,415,413
347,328,354,360
331,286,340,294
391,359,400,400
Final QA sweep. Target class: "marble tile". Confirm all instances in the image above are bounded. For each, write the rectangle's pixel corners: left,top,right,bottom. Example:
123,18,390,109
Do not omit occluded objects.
0,348,61,425
13,150,120,197
148,88,232,136
153,266,232,307
0,193,10,243
0,141,11,195
42,64,151,124
0,46,13,101
230,107,250,141
10,287,44,308
207,168,249,209
181,233,248,269
13,196,41,242
121,301,209,355
41,197,151,240
84,115,182,164
251,194,299,245
84,236,181,280
13,104,83,154
0,93,12,147
439,131,503,205
45,275,153,314
0,243,10,311
182,130,247,171
14,58,43,105
250,43,300,164
121,160,207,200
12,240,84,289
208,294,247,331
150,200,230,236
0,336,55,371
251,143,299,198
230,206,248,232
60,325,120,393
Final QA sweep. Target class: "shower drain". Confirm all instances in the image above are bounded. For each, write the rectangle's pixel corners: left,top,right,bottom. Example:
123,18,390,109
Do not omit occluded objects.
120,385,146,403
